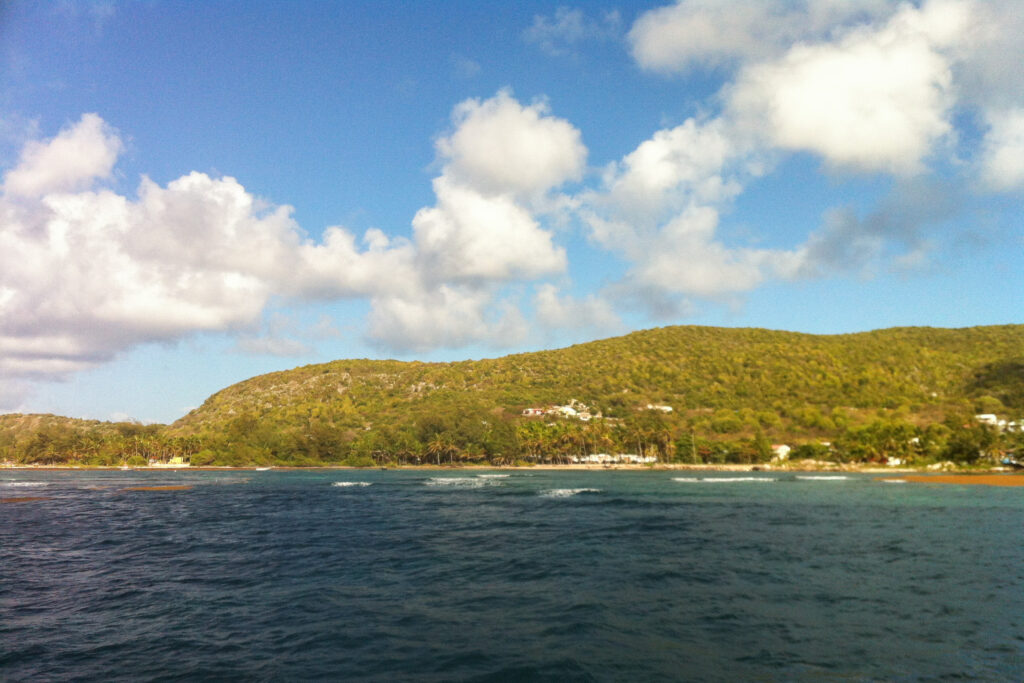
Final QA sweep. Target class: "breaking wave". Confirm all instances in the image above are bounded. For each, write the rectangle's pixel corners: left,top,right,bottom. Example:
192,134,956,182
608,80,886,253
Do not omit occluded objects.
426,477,491,488
538,488,601,498
796,475,850,481
332,481,372,487
672,477,775,483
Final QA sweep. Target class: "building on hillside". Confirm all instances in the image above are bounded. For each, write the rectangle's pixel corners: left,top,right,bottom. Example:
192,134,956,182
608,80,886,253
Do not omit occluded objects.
524,399,599,421
975,414,1020,432
149,455,190,468
771,444,791,461
570,453,658,465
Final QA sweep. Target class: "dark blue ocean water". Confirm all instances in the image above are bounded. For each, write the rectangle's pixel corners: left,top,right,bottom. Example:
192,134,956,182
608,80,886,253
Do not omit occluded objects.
2,469,1022,681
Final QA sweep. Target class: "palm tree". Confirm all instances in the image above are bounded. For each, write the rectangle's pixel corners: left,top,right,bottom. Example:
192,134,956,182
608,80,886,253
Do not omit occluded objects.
426,433,460,465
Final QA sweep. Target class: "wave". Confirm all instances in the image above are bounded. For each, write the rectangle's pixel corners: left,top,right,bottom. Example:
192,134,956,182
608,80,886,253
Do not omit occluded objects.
331,481,372,487
538,488,601,498
425,477,491,488
880,479,907,484
2,481,49,487
796,475,850,481
476,474,509,479
672,477,775,483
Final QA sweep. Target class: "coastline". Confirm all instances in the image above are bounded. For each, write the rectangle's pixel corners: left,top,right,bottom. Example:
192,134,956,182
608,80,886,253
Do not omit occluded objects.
4,461,1019,476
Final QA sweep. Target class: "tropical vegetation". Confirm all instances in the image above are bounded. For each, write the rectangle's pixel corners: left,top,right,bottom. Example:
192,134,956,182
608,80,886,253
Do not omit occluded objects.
3,325,1022,467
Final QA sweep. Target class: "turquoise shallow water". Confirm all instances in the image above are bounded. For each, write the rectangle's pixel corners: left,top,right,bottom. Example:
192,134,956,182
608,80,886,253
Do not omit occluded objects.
2,469,1022,681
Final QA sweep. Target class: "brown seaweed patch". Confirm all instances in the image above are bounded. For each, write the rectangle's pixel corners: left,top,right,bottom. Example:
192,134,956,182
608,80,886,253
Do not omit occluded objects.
122,485,194,491
884,474,1024,487
1,496,52,503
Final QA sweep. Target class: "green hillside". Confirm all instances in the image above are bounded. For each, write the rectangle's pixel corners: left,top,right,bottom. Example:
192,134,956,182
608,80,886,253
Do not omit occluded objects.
3,325,1023,467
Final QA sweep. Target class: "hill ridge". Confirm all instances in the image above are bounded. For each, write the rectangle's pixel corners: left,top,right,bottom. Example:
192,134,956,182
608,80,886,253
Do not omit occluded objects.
4,324,1022,466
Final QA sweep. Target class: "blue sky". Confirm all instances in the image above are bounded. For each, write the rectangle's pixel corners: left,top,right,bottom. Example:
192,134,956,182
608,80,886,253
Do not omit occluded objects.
1,0,1022,424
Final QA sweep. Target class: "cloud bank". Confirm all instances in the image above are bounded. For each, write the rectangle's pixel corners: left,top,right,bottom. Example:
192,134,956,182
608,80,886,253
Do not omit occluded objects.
0,92,588,382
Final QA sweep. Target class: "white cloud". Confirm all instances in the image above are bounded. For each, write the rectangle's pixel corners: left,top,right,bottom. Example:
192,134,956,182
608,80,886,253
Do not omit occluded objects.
370,89,586,349
0,93,590,382
412,176,566,283
523,7,621,57
628,0,893,73
593,117,742,237
578,114,791,305
2,113,121,197
979,108,1024,191
367,285,527,353
629,205,771,296
437,89,586,200
0,116,392,381
953,0,1024,109
727,2,962,174
534,284,621,333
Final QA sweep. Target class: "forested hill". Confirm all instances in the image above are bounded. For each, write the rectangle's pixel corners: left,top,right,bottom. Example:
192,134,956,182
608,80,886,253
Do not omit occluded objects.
4,325,1023,466
176,325,1023,431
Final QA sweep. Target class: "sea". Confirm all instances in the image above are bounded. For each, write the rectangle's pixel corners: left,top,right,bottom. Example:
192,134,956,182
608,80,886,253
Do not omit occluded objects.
2,469,1022,682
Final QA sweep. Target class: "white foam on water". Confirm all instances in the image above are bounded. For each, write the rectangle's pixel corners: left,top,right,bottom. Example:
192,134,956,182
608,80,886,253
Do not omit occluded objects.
796,475,850,481
672,477,702,482
538,488,601,498
2,481,49,487
880,478,907,484
476,474,509,479
332,481,372,487
682,477,776,483
425,477,489,488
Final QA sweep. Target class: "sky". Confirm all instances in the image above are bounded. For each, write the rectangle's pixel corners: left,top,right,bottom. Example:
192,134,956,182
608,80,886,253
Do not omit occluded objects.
1,0,1022,424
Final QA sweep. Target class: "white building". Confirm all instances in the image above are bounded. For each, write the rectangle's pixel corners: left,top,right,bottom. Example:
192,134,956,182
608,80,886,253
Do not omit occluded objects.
570,453,658,465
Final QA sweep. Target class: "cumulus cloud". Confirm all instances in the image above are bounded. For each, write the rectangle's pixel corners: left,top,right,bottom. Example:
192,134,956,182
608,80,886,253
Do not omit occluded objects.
377,89,585,349
591,117,743,238
576,0,1018,315
0,92,590,383
437,89,586,200
628,0,892,73
2,113,121,197
0,116,396,380
979,108,1024,191
578,114,793,308
412,177,566,283
727,1,963,174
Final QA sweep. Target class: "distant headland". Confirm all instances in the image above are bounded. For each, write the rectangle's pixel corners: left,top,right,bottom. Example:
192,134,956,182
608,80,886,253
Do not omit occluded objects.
3,324,1022,471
